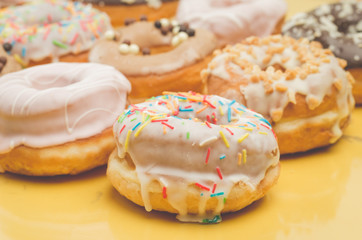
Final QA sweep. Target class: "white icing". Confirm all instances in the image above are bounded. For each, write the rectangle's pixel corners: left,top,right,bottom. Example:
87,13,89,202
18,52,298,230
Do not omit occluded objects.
0,63,131,153
113,93,279,222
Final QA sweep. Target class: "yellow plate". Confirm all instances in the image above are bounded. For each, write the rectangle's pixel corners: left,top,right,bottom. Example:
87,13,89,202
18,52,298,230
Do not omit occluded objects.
1,1,362,239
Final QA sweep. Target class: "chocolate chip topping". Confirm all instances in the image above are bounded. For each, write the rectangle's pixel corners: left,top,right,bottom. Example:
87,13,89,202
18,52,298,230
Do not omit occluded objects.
3,43,12,52
154,20,161,29
142,48,151,55
186,28,195,37
124,18,136,26
161,28,169,36
0,63,3,73
0,56,7,66
140,15,148,21
282,2,362,69
122,39,131,45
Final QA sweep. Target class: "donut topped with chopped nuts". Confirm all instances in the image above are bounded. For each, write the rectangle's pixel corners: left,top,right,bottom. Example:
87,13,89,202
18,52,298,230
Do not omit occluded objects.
202,35,355,154
282,2,362,69
89,17,217,76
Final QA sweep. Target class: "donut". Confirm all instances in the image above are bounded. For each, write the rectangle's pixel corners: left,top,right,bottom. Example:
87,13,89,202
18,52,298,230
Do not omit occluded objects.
89,19,217,103
0,47,22,76
201,35,355,154
282,2,362,104
0,0,112,66
80,0,179,27
0,0,29,7
0,63,131,176
108,91,280,223
176,0,287,47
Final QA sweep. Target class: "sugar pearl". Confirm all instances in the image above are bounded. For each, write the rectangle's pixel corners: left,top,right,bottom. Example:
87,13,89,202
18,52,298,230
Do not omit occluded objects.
160,18,170,28
104,30,115,40
171,20,179,27
129,44,140,54
119,43,129,54
171,35,181,46
178,32,189,41
172,26,180,35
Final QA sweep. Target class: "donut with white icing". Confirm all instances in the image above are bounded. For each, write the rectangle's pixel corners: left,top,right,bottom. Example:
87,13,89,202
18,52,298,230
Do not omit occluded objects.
81,0,179,27
282,2,362,104
108,91,280,223
0,0,112,66
176,0,287,47
202,35,355,154
0,63,131,176
89,19,217,103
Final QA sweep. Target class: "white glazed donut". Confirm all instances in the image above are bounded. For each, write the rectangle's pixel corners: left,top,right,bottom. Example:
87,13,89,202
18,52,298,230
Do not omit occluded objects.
202,35,355,154
0,0,112,66
108,91,280,223
176,0,287,46
0,62,131,176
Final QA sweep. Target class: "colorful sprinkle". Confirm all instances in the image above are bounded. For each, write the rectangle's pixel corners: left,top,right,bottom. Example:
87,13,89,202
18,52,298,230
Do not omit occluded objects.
186,132,190,139
219,131,230,148
195,183,210,191
210,192,224,197
119,125,126,135
132,122,141,131
205,147,211,164
243,149,247,164
199,136,218,147
238,152,242,165
134,120,151,137
52,40,68,49
212,183,217,193
219,154,226,160
124,130,132,152
238,133,249,143
161,122,174,129
259,131,268,135
216,167,223,180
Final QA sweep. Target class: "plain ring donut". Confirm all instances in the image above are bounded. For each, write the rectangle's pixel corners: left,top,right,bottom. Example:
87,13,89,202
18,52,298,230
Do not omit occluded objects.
202,35,355,154
282,2,362,103
108,91,280,223
0,62,131,176
0,0,112,66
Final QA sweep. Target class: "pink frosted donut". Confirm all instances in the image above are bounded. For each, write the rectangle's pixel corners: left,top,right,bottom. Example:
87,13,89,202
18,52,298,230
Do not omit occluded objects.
176,0,287,46
0,62,131,176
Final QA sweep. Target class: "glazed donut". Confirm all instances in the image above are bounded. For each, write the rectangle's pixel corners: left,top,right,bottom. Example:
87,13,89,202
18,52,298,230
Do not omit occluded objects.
176,0,287,47
0,0,112,66
108,91,280,223
89,19,217,103
0,47,22,76
0,63,131,176
201,35,355,154
282,2,362,104
80,0,179,27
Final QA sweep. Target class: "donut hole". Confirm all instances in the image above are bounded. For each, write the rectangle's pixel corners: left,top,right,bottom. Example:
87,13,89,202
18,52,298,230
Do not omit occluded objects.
30,76,79,90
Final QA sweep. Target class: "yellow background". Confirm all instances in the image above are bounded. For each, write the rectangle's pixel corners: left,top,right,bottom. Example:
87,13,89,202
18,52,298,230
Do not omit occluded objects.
1,0,362,239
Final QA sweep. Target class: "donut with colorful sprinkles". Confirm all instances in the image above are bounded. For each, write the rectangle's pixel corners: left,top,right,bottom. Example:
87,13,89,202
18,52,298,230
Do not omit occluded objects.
0,0,112,66
107,91,280,223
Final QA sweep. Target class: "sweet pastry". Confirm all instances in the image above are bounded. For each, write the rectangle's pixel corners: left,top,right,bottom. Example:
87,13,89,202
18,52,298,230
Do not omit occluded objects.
0,0,112,66
176,0,287,46
89,19,217,103
80,0,179,27
108,92,280,223
282,2,362,104
0,47,22,76
0,0,29,7
202,35,355,154
0,63,131,176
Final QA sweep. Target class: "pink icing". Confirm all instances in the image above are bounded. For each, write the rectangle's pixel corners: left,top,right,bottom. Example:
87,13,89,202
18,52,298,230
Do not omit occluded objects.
176,0,287,46
0,63,131,153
